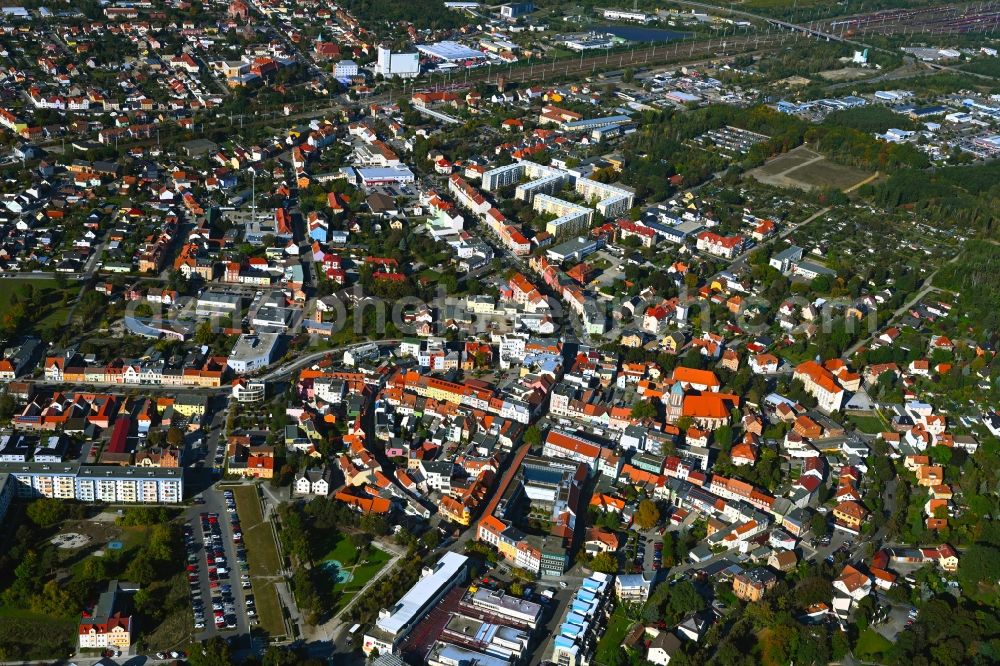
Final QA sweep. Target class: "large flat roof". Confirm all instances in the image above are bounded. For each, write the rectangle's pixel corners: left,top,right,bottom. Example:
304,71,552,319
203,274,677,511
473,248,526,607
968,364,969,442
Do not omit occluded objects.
0,461,183,480
355,166,415,180
376,552,468,636
428,641,509,666
470,587,542,621
229,333,281,362
416,41,485,62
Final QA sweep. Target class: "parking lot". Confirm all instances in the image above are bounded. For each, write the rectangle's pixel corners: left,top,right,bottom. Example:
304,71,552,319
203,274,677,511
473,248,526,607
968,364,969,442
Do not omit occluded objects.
623,530,666,574
185,489,257,642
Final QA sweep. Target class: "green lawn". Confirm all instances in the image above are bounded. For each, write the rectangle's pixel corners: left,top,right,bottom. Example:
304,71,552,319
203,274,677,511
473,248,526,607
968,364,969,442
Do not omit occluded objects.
143,574,195,652
0,278,76,330
332,591,357,615
418,269,441,281
0,604,73,621
232,486,286,639
855,628,893,660
321,535,393,615
322,534,360,565
847,412,887,434
776,346,813,366
350,550,391,583
0,616,76,660
594,604,636,666
232,485,265,529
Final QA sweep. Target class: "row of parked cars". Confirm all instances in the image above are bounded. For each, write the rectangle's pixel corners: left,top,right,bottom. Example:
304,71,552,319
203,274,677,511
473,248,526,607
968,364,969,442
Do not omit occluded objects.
182,497,253,633
222,490,258,625
154,651,186,661
630,536,666,572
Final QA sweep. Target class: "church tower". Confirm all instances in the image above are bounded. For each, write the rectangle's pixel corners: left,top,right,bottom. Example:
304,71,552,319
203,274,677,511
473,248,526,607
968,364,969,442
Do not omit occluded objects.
665,381,685,425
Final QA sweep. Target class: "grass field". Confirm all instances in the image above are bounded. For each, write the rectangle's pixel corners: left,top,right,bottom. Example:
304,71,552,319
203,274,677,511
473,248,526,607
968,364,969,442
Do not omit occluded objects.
232,485,286,639
322,534,361,565
594,604,637,666
961,58,1000,78
748,146,873,192
738,0,825,7
143,573,194,653
0,616,76,660
0,278,76,330
855,628,893,660
321,534,393,615
847,412,888,434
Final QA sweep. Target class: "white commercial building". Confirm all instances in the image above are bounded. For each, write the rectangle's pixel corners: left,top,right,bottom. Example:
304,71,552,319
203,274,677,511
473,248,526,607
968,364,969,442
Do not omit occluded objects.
603,8,651,22
227,333,281,374
232,379,266,403
416,41,486,63
363,552,470,655
375,47,420,79
468,588,543,629
355,166,416,188
344,342,380,367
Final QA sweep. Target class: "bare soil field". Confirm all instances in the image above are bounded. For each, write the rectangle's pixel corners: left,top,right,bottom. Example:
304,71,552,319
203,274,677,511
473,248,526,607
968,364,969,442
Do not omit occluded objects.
748,146,873,191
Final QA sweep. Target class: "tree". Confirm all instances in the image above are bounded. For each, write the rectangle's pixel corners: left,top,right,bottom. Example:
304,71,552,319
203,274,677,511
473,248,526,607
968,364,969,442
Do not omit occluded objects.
630,400,657,420
811,274,832,293
928,445,953,466
262,647,304,666
26,498,69,527
146,429,165,447
794,577,833,608
811,512,828,538
958,543,1000,595
360,513,389,536
348,531,370,560
189,637,233,666
421,529,440,549
166,426,184,447
667,580,706,619
194,320,216,345
0,393,15,422
79,556,109,583
523,425,542,447
714,425,734,451
124,553,158,585
32,579,72,616
590,551,618,574
634,500,660,531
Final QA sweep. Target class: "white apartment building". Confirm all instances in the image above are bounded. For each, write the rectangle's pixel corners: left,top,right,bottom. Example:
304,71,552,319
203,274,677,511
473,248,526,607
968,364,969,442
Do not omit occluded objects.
0,463,183,504
232,379,266,403
533,194,593,236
